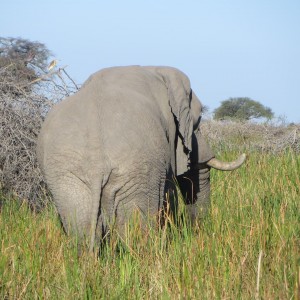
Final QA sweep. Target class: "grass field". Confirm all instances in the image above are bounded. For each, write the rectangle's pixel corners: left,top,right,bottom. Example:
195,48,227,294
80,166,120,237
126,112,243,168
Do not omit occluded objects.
0,150,299,299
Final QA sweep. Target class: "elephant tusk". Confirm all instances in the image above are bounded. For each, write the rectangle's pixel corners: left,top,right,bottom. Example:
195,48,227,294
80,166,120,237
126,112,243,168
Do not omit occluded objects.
206,153,246,171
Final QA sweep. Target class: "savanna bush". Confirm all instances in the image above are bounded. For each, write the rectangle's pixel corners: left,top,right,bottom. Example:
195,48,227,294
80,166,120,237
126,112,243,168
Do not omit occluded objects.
0,60,78,208
201,119,300,155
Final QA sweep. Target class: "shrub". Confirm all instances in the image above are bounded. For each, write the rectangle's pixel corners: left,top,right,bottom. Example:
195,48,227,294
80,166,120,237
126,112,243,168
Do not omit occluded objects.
201,120,300,155
0,58,78,208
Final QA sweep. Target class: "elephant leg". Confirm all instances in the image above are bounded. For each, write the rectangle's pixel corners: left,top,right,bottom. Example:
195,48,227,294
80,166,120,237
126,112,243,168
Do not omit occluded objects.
48,172,103,251
102,167,168,241
111,198,159,243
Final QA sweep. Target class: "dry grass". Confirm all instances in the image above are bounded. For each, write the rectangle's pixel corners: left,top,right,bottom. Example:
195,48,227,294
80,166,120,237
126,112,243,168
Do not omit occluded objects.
201,120,300,154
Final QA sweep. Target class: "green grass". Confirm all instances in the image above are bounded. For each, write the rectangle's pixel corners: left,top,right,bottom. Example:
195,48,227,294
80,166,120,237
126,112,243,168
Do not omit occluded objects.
1,151,299,299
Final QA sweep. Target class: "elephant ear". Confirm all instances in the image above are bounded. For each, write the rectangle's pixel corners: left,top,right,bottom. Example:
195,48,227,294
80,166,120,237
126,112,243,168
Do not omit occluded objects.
154,67,194,175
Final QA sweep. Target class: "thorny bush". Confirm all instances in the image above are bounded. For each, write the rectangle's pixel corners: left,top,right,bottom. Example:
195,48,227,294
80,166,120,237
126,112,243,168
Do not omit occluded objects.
0,61,78,208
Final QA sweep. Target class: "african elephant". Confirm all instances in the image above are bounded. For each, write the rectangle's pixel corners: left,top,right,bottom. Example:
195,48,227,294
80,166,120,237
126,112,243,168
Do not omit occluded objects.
37,66,245,250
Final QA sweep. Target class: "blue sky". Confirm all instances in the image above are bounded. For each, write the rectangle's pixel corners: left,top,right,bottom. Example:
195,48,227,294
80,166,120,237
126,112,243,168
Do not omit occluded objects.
1,0,300,122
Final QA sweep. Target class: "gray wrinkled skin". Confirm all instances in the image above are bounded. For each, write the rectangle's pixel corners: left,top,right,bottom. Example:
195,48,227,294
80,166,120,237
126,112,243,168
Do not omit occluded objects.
37,66,214,249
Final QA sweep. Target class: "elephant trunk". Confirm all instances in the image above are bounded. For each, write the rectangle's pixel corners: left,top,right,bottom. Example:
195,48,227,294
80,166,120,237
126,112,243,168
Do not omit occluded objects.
184,155,246,223
184,164,211,222
179,130,246,223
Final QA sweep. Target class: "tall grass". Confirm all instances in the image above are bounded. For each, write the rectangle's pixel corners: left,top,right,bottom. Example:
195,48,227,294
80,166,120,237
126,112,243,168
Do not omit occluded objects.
1,151,299,299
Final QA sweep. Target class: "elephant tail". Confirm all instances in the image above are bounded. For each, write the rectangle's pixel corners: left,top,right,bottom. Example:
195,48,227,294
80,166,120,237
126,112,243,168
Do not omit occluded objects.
89,191,100,253
89,173,109,253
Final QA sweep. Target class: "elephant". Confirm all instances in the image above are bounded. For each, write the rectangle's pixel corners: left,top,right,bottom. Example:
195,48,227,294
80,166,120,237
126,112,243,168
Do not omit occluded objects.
37,66,245,251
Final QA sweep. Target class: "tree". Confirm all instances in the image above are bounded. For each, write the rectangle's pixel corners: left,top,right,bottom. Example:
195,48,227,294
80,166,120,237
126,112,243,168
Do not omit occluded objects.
0,37,78,208
213,97,274,121
0,37,53,96
0,37,51,69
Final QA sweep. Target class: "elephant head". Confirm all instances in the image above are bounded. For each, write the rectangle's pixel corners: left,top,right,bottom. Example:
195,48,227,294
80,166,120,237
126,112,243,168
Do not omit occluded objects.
146,66,246,223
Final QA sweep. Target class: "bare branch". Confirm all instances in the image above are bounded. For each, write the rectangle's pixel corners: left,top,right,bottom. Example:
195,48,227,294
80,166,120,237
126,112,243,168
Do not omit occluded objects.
0,60,78,208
